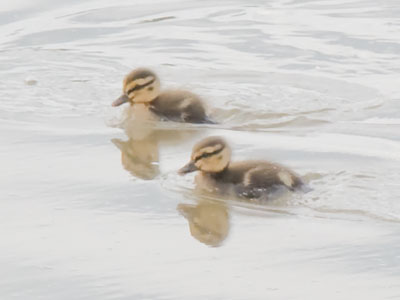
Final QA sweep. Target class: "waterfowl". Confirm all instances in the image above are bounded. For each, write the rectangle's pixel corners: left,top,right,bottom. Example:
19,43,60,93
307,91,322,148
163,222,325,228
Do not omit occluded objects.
179,136,304,199
112,68,213,124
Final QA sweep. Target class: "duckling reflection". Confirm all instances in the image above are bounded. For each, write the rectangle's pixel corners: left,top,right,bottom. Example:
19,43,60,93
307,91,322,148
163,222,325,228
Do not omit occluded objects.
112,134,159,180
178,199,230,247
112,121,199,180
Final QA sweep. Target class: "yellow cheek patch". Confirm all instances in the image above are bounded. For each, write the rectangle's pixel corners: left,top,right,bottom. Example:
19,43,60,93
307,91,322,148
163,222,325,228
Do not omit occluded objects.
137,76,155,85
192,144,223,160
195,160,202,169
125,76,155,92
192,145,229,173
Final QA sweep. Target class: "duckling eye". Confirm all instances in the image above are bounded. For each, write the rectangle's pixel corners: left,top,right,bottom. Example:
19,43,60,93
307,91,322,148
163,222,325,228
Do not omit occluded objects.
198,152,213,160
126,78,156,95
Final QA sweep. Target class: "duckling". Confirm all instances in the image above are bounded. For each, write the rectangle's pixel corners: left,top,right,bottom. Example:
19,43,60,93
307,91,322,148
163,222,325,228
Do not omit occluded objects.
112,68,214,124
179,136,304,199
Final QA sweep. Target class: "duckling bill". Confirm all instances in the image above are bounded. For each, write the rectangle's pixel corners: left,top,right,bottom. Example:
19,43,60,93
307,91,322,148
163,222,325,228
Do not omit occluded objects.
179,136,305,199
112,68,214,124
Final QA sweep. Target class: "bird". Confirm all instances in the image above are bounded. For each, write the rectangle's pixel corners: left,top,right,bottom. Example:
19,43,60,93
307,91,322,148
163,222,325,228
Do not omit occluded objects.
179,136,305,199
112,68,214,124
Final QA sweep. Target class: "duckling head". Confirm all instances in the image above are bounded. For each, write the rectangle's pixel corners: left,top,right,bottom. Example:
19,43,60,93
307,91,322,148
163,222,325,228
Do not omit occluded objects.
179,136,231,174
112,68,161,106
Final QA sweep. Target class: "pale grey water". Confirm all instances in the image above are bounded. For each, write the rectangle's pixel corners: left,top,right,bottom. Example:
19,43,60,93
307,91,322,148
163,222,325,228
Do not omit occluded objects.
1,0,400,299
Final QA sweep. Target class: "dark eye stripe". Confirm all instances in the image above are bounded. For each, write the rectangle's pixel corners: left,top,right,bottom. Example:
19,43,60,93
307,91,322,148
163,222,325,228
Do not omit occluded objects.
126,78,155,95
194,147,224,162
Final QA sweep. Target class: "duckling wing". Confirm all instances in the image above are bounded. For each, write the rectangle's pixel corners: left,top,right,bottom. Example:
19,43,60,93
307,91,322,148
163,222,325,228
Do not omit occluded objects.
242,162,302,191
150,91,209,123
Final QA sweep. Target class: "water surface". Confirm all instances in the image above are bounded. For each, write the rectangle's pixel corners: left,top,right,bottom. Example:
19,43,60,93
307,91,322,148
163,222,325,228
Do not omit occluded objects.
1,0,400,299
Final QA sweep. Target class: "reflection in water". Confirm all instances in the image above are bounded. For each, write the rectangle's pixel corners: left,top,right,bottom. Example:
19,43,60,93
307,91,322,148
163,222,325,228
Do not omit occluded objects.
3,1,400,298
178,199,230,247
112,112,200,180
112,135,159,180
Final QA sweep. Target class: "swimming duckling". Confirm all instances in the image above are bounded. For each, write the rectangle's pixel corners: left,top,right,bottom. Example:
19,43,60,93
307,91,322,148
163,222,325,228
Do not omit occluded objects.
179,136,304,199
112,68,213,124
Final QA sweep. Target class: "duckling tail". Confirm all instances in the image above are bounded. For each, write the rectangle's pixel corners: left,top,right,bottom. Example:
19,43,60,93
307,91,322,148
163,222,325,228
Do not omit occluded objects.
294,180,312,193
299,183,313,193
201,116,217,124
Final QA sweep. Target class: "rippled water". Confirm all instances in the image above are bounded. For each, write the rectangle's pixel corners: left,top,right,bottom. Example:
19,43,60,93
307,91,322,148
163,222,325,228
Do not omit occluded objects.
1,0,400,299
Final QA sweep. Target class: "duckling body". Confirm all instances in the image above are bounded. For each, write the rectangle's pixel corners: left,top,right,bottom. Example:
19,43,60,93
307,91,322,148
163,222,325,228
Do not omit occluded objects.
196,160,303,198
112,68,213,124
179,136,304,199
150,90,209,123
